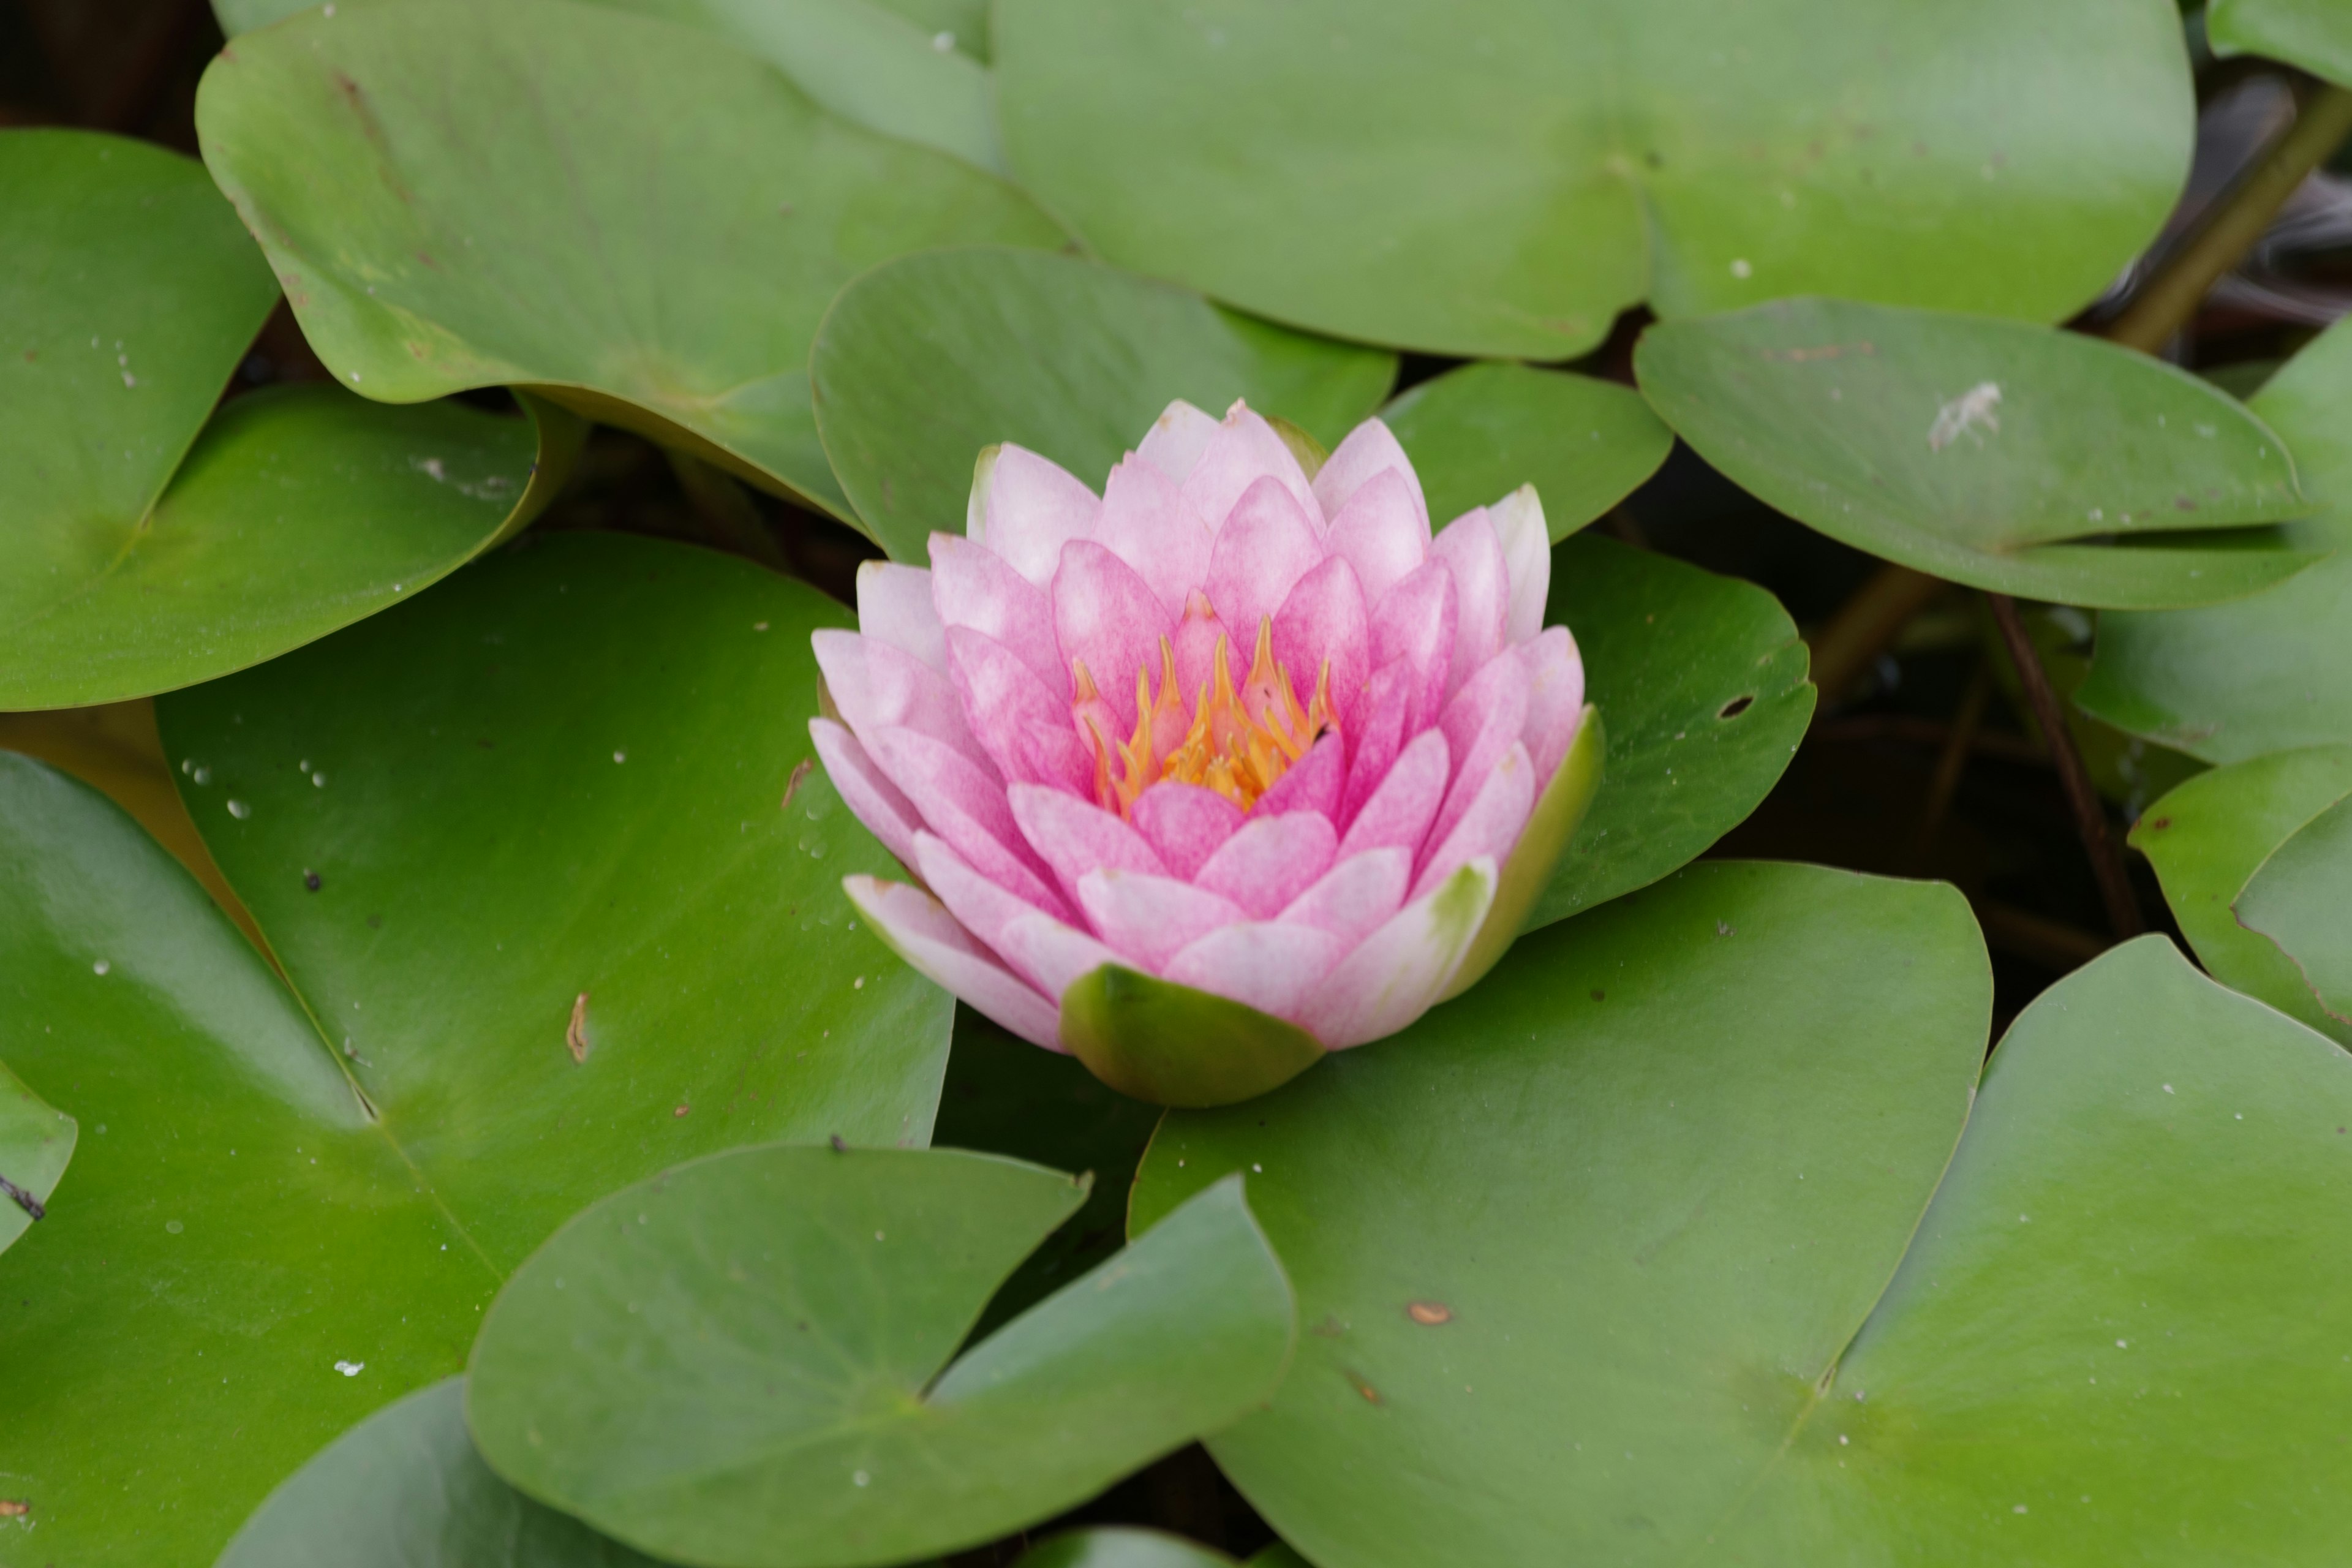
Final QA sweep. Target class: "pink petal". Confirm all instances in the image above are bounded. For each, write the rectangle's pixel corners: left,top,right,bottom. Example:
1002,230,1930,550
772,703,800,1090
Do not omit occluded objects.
932,533,1069,701
1008,782,1170,907
1518,626,1586,787
1096,455,1215,621
814,630,993,777
1313,417,1427,526
1137,398,1219,483
910,831,1053,959
1020,717,1096,799
1164,922,1348,1025
946,625,1079,791
1490,485,1551,647
1181,402,1320,540
1255,732,1345,821
810,717,922,872
1430,508,1509,702
856,562,946,674
1338,728,1450,861
1133,782,1244,881
1428,648,1532,859
993,911,1123,1001
843,876,1062,1050
1298,859,1498,1049
1414,741,1536,897
1076,868,1247,971
1338,661,1413,831
1054,540,1170,735
1273,555,1370,729
1170,593,1231,709
1323,467,1431,611
970,444,1100,588
1193,810,1339,919
1370,560,1457,736
863,725,1069,920
1203,476,1325,649
1276,847,1411,945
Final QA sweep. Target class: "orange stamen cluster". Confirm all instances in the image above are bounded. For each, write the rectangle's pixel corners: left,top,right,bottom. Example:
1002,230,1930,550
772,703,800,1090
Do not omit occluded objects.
1075,614,1335,819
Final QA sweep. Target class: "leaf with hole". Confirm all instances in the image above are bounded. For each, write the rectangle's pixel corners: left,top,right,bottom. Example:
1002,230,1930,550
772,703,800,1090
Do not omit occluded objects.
195,0,1061,525
467,1151,1295,1568
2079,315,2352,761
1635,298,2315,609
1136,864,2352,1566
812,247,1396,563
0,533,952,1566
1384,361,1673,540
995,0,2189,358
2132,747,2352,1047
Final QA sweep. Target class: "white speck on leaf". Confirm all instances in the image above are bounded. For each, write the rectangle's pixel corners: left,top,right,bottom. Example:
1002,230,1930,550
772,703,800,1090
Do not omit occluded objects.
334,1360,363,1376
1730,258,1752,279
93,959,110,975
931,30,953,49
1929,382,2002,451
227,799,251,820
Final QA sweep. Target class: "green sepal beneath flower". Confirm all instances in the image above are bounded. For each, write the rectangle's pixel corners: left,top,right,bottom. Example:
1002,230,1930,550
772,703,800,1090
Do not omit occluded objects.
1061,964,1328,1108
1441,704,1605,1002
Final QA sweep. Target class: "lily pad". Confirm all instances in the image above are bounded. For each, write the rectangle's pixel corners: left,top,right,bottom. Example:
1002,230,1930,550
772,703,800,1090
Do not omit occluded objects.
2131,747,2352,1046
2078,316,2352,762
468,1153,1294,1568
0,1056,74,1258
195,0,1062,524
2238,794,2352,1028
1385,361,1672,538
218,1378,669,1568
995,0,2190,358
1137,865,2352,1564
1530,534,1814,929
812,248,1396,562
2209,0,2352,86
1635,298,2316,609
0,533,952,1565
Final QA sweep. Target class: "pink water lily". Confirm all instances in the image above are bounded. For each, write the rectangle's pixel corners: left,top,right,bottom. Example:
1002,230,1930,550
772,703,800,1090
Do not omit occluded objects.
815,399,1599,1104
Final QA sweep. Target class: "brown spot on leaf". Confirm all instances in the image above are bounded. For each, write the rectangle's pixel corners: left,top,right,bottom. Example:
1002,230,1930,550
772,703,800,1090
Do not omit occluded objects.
1345,1370,1381,1404
782,758,813,812
1408,1301,1452,1326
673,1102,691,1118
0,1499,25,1518
566,992,590,1064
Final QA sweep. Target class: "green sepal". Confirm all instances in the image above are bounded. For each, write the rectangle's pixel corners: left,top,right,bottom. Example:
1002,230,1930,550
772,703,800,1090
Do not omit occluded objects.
1061,965,1327,1109
1442,704,1605,1001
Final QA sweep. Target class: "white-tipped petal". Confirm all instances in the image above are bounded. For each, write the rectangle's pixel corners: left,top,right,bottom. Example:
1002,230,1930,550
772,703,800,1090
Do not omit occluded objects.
1491,484,1551,647
843,876,1062,1049
855,561,946,674
1298,858,1498,1049
1137,398,1221,483
810,717,922,873
972,443,1101,588
1163,921,1348,1024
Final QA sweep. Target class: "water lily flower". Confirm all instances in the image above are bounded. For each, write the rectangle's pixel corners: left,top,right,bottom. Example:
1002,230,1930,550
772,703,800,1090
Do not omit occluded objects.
816,399,1601,1105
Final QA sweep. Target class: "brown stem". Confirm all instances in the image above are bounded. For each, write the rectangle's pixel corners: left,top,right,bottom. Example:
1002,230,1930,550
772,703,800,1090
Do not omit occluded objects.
1975,900,2112,974
2108,81,2352,355
1908,660,1991,869
1986,594,2143,939
1805,564,1946,703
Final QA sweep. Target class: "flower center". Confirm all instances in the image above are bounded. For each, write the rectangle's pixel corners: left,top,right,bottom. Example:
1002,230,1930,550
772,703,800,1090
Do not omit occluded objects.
1073,607,1335,820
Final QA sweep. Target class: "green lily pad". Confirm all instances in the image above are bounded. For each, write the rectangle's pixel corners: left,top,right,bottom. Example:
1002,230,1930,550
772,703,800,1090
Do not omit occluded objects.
1635,298,2316,609
1384,362,1672,538
2132,747,2352,1047
0,1055,74,1258
195,0,1062,524
218,1378,669,1568
995,0,2189,359
1530,534,1814,929
2209,0,2352,86
9,385,584,710
1015,1531,1237,1568
812,248,1396,562
2238,794,2352,1028
1060,963,1330,1110
468,1153,1294,1568
0,533,952,1565
1137,864,2352,1564
2078,316,2352,762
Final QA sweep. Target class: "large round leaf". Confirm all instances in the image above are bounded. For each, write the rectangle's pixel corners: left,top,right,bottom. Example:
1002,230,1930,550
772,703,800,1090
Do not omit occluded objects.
1384,361,1672,538
219,1378,668,1568
195,0,1063,523
469,1151,1294,1567
2078,316,2352,761
1531,534,1814,928
994,0,2189,359
2132,747,2352,1047
0,534,952,1565
2209,0,2352,86
0,1056,74,1259
9,385,583,710
1634,298,2315,608
2237,794,2352,1028
1137,870,2352,1564
812,248,1396,562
